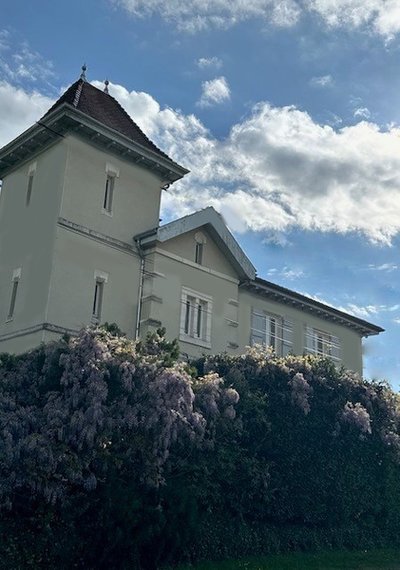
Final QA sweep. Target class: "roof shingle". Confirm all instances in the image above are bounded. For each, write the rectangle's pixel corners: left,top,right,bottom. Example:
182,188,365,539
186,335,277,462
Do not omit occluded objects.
43,79,172,162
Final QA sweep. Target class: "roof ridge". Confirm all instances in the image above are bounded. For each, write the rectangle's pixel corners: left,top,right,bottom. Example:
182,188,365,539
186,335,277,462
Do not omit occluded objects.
72,79,84,108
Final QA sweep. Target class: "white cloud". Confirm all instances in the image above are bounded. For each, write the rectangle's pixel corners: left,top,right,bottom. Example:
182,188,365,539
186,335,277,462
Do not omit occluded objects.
0,82,55,147
267,266,304,279
306,0,400,41
94,81,400,244
354,107,371,120
368,263,398,272
197,76,231,107
196,57,223,69
310,74,333,88
112,0,400,39
4,79,400,246
0,32,55,87
112,0,301,33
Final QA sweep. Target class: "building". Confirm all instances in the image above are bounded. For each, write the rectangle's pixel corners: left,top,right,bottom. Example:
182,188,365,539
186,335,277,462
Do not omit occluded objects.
0,69,383,374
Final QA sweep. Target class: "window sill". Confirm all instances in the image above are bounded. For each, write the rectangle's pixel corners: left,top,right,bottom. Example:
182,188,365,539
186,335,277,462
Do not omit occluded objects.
179,334,211,349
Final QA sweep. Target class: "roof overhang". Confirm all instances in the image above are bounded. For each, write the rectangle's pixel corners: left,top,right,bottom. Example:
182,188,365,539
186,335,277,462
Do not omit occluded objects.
0,103,189,183
136,206,257,281
244,278,384,337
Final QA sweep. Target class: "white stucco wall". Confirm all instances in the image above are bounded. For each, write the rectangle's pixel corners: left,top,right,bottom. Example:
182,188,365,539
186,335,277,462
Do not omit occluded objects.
0,140,67,338
60,135,163,243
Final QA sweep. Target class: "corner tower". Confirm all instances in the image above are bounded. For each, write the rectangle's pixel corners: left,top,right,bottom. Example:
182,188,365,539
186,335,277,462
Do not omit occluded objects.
0,67,188,353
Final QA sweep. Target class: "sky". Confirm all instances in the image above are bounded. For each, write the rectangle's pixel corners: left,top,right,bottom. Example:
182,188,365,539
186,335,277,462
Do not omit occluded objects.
1,0,400,386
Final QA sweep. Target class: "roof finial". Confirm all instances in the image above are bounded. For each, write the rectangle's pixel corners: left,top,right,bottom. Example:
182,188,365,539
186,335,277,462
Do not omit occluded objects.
104,79,109,94
80,63,87,81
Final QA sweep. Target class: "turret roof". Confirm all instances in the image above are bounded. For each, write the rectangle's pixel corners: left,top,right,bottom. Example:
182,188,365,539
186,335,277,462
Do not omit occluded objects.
43,79,171,162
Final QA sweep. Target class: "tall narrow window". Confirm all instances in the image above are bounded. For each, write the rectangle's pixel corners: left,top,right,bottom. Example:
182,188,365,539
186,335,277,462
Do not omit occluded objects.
92,279,104,323
194,232,206,265
26,174,34,206
92,271,108,324
195,242,203,265
103,174,115,213
26,162,36,206
7,268,21,321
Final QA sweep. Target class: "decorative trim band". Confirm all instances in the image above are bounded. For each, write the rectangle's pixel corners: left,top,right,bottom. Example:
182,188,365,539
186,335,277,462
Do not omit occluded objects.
57,217,138,257
0,322,78,342
153,248,239,285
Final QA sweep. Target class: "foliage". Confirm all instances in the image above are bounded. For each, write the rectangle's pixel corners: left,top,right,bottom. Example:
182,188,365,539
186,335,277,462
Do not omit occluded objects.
0,328,236,569
1,334,400,568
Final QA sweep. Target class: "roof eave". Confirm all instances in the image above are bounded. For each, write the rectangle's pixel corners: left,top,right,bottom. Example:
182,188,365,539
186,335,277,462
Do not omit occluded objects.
0,103,189,183
151,207,256,281
244,279,384,337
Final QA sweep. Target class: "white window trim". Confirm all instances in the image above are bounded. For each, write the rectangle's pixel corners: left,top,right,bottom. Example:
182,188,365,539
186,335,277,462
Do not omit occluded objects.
250,310,283,353
179,287,212,348
91,271,108,324
6,267,22,322
304,326,341,362
102,164,119,217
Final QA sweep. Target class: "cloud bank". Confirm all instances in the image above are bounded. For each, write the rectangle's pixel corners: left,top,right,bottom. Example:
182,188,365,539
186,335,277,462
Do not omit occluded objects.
2,79,400,245
112,0,400,39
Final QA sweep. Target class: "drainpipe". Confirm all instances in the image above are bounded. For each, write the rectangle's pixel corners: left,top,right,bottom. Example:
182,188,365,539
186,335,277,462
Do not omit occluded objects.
134,237,145,340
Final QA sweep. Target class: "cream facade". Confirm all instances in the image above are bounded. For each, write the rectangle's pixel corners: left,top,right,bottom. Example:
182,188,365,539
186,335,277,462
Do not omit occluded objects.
0,75,383,374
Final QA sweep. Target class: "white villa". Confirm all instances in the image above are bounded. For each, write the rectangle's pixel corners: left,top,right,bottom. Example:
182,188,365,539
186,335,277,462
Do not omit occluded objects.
0,69,383,374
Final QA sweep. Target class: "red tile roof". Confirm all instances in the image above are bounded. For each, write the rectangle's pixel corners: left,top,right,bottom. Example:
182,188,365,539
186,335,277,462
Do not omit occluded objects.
43,79,172,162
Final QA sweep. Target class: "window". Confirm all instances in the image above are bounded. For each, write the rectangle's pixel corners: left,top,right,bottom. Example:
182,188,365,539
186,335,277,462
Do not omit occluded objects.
103,174,115,213
195,242,203,265
91,271,108,324
194,232,206,265
304,327,341,361
102,163,119,215
26,162,36,206
7,268,21,321
250,310,293,356
180,287,212,347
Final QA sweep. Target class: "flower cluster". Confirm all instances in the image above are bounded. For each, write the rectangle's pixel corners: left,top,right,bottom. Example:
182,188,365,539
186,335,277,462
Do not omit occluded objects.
341,401,372,435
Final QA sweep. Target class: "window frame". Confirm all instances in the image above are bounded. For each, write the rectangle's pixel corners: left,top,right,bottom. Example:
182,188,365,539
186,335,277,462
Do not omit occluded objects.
180,287,212,348
91,271,108,324
6,268,21,322
250,310,283,353
305,327,341,362
102,163,119,217
26,162,36,206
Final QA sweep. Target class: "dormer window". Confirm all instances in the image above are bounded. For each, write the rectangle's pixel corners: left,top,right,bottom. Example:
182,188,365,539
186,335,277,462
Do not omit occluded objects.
102,163,119,216
194,232,206,265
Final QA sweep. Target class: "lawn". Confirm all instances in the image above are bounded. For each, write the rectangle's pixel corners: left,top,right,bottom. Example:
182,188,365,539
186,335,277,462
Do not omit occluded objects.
177,549,400,569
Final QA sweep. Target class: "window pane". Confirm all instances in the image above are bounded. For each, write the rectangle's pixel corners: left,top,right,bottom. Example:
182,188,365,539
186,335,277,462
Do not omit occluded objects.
103,175,114,212
92,280,104,321
26,175,34,206
184,300,191,334
251,313,266,333
7,280,19,319
195,242,203,264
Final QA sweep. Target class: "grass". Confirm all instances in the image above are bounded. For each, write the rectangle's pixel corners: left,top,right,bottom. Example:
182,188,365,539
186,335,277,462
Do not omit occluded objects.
177,549,400,569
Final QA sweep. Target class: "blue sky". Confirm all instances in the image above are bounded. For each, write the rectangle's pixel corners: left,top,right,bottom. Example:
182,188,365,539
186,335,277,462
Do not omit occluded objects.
1,0,400,385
